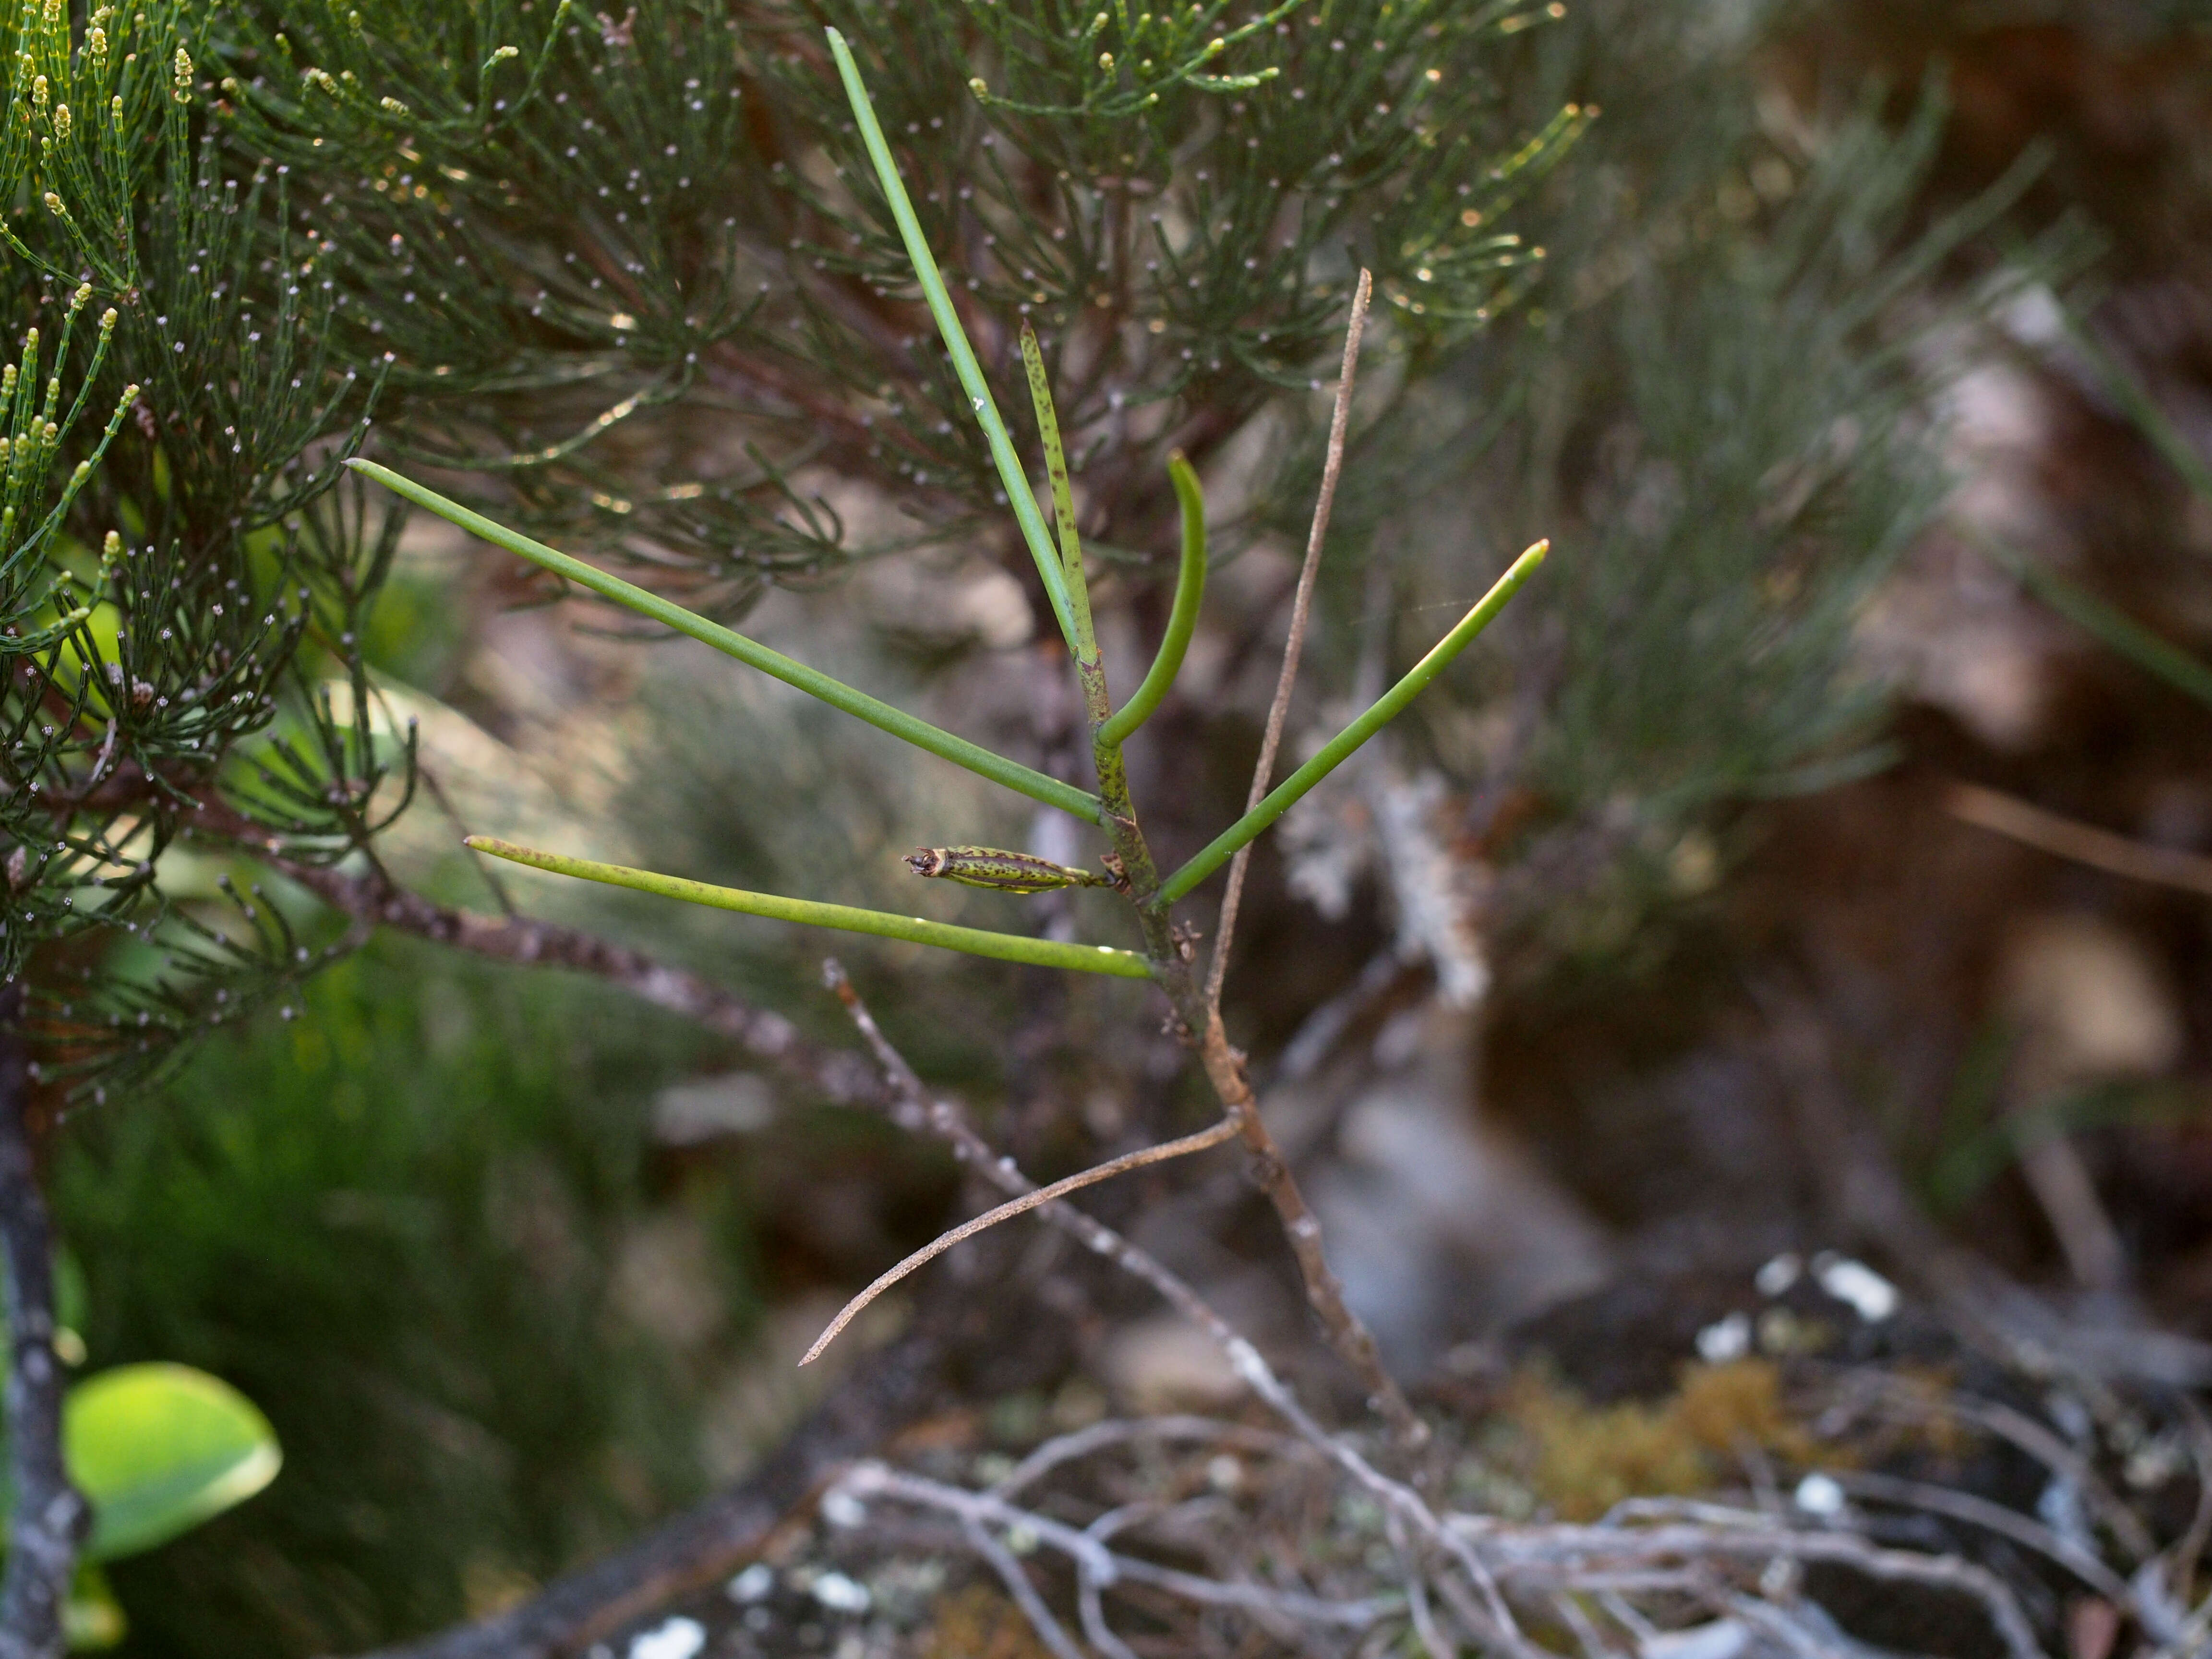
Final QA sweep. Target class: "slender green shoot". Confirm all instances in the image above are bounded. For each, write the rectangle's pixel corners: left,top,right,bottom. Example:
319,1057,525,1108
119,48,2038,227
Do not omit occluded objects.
1159,540,1549,904
1098,453,1208,747
349,460,1105,825
825,27,1080,653
1970,526,2212,712
1018,319,1097,658
466,837,1153,978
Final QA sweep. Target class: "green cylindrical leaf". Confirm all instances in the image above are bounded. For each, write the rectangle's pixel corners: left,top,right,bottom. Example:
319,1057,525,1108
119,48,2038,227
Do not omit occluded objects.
1098,453,1208,747
1160,541,1547,904
826,28,1081,652
349,460,1105,826
469,837,1153,978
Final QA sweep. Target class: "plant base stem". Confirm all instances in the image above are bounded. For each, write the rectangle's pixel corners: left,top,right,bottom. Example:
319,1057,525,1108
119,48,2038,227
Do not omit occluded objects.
0,986,87,1659
1175,974,1425,1447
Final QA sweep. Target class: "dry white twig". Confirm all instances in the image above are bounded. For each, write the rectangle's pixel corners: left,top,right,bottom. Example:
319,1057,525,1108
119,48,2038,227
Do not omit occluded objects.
840,1463,1391,1628
1455,1513,2049,1659
994,1416,1293,1500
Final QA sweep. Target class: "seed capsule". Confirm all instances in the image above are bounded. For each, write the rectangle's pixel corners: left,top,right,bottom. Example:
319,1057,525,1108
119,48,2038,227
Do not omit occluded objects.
904,845,1113,895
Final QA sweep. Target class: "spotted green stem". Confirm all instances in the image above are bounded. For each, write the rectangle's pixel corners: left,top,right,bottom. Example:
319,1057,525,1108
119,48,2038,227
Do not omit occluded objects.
1018,319,1098,660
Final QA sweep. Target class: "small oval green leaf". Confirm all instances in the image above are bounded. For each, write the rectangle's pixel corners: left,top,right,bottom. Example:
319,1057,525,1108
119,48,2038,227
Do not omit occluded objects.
64,1363,281,1561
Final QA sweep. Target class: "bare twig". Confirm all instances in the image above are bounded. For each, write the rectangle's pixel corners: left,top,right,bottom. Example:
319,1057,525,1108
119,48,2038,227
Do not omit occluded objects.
1185,998,1427,1446
1858,1378,2153,1563
1157,345,1483,1445
1204,268,1372,1013
2167,1401,2212,1608
961,1513,1088,1659
1723,1594,1847,1659
1461,1515,2049,1659
1388,1511,1455,1659
840,1462,1391,1628
823,961,1536,1655
994,1416,1292,1499
0,987,88,1659
822,961,1310,1417
1076,1554,1145,1659
184,804,886,1112
1550,1591,1620,1659
1944,780,2212,900
799,1115,1239,1365
1829,1469,2140,1612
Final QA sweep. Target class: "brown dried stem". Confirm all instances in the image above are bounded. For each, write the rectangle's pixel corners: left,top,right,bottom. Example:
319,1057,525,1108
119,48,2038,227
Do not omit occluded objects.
1944,780,2212,900
1182,986,1425,1445
1092,270,1414,1445
798,1114,1240,1365
1204,266,1374,1012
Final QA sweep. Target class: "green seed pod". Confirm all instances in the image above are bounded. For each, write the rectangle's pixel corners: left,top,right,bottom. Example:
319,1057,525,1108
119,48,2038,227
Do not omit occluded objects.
905,845,1113,894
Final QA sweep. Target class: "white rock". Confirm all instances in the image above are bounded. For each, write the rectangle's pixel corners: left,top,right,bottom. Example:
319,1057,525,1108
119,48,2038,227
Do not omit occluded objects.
1642,1620,1750,1659
727,1563,774,1603
810,1571,871,1615
1754,1252,1801,1296
626,1617,705,1659
1793,1473,1845,1518
1812,1253,1898,1322
1695,1311,1751,1363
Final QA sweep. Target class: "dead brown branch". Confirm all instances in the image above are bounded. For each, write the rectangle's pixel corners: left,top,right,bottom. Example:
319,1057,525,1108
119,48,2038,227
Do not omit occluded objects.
798,1114,1240,1365
182,803,886,1113
1944,780,2212,900
1204,267,1374,1013
1184,992,1426,1446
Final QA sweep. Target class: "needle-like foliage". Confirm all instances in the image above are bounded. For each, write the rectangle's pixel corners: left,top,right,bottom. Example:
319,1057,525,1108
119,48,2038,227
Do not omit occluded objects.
208,0,1581,621
0,0,402,1096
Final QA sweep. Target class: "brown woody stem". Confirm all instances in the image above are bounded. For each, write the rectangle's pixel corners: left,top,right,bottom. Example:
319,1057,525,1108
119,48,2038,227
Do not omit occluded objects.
185,805,889,1113
799,1116,1240,1365
1066,556,1419,1441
